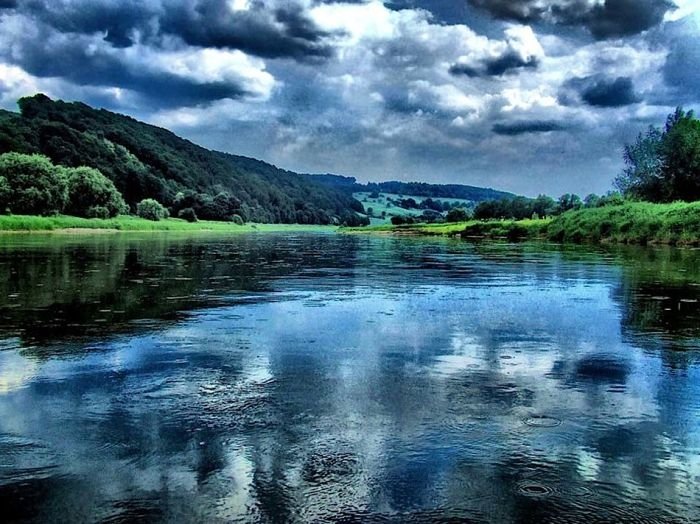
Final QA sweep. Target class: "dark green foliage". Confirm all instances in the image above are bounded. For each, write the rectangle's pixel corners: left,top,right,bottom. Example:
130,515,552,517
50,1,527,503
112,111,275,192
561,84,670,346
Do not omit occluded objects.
0,152,68,215
65,166,128,218
474,193,584,220
584,193,601,207
315,174,514,202
0,175,10,212
532,194,557,216
557,193,582,213
171,190,242,221
615,108,700,202
0,95,367,225
137,198,169,221
177,207,198,222
231,214,244,225
391,215,415,225
446,207,470,222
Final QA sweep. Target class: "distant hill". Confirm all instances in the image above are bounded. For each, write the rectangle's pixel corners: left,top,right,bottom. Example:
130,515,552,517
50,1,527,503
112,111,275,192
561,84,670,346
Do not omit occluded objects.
312,174,514,202
0,95,367,225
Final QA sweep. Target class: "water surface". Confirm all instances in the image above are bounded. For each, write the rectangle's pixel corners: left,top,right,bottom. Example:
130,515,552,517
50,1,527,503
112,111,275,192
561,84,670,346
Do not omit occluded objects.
1,233,699,523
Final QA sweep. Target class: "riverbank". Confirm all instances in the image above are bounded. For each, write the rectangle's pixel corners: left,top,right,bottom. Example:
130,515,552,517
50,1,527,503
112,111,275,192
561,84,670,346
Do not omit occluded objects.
346,201,700,246
0,214,337,233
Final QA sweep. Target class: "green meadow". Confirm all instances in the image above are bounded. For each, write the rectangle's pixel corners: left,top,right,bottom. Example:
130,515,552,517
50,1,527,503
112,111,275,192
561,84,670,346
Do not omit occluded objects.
0,214,337,233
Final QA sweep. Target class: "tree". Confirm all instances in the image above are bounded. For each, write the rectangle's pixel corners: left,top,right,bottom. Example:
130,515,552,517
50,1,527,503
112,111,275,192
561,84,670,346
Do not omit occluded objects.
177,207,198,222
615,107,700,202
659,108,700,201
583,193,601,208
614,125,664,200
532,194,556,217
557,193,582,213
0,152,67,215
446,207,470,222
0,175,10,212
137,198,169,221
65,166,128,218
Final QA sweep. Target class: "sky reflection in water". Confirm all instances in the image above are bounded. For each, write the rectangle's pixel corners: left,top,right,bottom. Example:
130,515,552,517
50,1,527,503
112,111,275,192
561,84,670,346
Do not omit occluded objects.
0,233,699,523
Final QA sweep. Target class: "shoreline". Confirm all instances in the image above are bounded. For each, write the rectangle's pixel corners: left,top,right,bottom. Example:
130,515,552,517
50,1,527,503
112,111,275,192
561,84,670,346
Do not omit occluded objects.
346,201,700,247
0,215,339,234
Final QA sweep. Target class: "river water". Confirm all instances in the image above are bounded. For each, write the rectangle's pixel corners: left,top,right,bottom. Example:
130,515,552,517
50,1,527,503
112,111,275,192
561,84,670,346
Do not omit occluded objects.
0,232,699,523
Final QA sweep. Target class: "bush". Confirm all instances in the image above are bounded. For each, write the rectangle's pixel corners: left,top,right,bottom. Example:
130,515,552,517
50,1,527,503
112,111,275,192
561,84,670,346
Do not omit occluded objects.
177,207,198,222
85,206,111,219
391,215,415,225
137,198,169,221
0,152,68,215
65,166,128,218
231,214,244,225
446,207,470,222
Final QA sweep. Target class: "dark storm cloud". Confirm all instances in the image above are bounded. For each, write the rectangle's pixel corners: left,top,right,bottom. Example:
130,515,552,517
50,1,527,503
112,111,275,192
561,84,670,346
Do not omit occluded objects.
0,25,255,107
160,0,335,60
0,0,17,8
492,120,567,135
17,0,157,48
450,51,539,77
9,0,334,60
560,75,641,107
468,0,674,39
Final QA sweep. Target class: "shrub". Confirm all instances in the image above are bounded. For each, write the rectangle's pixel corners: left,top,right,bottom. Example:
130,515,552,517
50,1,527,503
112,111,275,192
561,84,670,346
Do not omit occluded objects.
137,198,169,221
0,152,68,215
177,207,198,222
85,206,111,219
446,207,470,222
231,214,244,225
65,166,128,218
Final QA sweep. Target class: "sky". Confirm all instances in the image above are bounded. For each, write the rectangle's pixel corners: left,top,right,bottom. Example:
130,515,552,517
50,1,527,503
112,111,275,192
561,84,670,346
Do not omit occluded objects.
0,1,699,196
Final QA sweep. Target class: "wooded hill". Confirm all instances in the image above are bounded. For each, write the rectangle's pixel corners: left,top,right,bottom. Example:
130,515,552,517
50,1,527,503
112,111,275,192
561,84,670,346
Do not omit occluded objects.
0,94,367,225
313,174,514,202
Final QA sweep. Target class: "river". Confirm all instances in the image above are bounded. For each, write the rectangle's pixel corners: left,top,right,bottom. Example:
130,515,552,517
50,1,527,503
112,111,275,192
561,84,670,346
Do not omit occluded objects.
0,232,699,522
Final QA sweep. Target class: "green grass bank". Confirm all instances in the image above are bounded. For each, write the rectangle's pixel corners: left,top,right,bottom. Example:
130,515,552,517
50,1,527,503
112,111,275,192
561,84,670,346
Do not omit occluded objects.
346,201,700,246
0,214,337,233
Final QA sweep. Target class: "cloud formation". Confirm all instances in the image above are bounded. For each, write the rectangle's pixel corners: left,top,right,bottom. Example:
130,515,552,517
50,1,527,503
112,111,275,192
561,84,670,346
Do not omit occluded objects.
492,120,567,135
0,0,696,196
468,0,675,39
560,75,641,107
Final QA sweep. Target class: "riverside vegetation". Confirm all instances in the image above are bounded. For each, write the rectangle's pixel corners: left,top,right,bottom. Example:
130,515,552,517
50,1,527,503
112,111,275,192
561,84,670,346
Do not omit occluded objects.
0,96,698,245
353,108,700,246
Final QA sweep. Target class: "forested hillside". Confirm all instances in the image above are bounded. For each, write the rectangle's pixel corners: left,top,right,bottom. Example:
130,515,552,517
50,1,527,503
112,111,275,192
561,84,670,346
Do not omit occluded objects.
313,174,514,202
0,95,367,225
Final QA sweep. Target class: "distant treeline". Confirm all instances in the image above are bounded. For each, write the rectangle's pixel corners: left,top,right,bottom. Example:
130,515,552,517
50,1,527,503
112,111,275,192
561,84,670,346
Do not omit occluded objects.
471,107,700,221
472,192,625,220
313,174,513,202
0,94,369,225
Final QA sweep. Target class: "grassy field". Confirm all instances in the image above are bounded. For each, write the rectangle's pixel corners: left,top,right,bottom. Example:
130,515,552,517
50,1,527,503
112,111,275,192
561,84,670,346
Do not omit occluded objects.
354,192,473,224
0,214,337,233
346,201,700,246
345,218,550,239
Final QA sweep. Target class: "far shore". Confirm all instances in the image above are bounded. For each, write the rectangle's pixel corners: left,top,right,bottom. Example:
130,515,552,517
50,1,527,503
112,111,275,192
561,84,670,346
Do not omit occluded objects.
347,201,700,247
